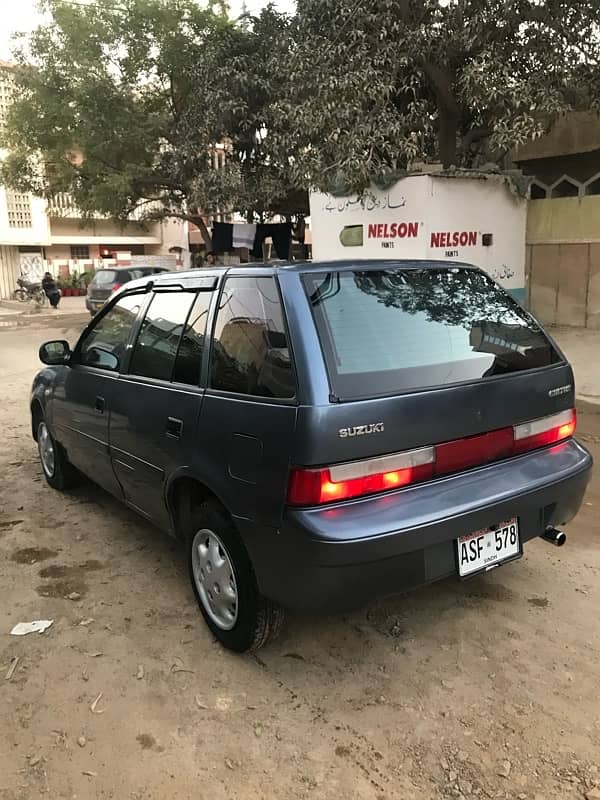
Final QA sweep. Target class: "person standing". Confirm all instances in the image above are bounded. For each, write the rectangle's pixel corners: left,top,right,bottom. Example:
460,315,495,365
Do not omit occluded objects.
42,272,61,309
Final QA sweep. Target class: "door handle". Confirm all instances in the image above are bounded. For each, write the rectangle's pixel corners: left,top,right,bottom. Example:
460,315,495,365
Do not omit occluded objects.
165,417,183,439
94,396,106,413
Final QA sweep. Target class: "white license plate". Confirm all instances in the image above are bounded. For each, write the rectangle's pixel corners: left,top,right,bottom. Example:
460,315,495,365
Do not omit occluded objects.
457,518,521,578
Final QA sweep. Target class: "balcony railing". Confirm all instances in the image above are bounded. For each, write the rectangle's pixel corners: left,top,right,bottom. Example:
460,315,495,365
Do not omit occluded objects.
47,193,162,221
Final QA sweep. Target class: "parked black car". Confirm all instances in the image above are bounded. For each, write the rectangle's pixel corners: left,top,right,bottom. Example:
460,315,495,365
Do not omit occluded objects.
86,266,170,316
32,261,592,651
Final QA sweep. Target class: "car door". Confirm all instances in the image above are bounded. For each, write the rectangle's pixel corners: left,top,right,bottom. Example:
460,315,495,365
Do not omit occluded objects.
51,292,146,496
109,284,215,529
197,274,298,526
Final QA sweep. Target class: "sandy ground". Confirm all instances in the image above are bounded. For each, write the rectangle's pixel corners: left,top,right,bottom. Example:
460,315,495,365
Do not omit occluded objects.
1,316,599,800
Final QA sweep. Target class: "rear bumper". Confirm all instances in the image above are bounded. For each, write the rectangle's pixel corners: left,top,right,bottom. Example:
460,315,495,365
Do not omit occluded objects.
240,440,593,613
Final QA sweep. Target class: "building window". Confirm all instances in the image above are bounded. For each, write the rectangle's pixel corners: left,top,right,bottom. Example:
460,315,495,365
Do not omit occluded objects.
6,191,33,228
70,245,90,259
584,175,600,196
530,181,548,200
0,69,14,129
550,177,580,199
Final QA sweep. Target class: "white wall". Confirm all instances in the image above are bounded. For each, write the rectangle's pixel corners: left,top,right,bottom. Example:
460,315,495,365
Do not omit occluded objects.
146,218,190,267
0,190,51,247
309,175,527,298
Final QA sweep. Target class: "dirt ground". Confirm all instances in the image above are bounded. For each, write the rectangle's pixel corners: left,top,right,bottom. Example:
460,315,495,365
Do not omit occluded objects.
1,316,599,800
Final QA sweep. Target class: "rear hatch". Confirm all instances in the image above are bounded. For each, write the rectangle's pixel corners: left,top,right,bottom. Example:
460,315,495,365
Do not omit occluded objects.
88,269,126,303
289,265,575,504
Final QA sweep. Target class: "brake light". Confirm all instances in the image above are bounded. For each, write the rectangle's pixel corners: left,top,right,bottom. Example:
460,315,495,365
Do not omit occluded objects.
288,409,576,506
513,408,576,453
111,283,122,293
288,448,435,505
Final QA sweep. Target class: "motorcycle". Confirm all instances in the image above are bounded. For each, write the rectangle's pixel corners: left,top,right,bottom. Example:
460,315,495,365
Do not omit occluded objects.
14,277,47,305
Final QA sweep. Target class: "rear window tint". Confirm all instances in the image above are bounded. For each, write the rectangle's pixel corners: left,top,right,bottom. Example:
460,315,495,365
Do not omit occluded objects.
303,267,561,400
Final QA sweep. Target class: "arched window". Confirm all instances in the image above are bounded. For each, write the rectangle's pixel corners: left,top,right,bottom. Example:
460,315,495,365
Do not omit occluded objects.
550,176,580,199
529,180,548,200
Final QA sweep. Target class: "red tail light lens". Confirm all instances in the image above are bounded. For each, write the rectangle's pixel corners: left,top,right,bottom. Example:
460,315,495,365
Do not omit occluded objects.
288,409,576,507
111,283,122,293
288,462,435,506
513,408,576,453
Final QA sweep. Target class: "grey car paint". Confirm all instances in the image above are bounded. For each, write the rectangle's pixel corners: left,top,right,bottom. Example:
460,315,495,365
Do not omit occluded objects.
32,261,593,613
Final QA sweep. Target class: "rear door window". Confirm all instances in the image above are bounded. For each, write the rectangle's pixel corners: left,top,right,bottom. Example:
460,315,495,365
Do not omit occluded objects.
172,292,212,385
303,267,561,400
129,291,196,381
210,276,295,399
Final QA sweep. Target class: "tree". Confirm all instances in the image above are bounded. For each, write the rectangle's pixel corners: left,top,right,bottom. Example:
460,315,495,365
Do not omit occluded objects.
274,0,600,193
0,0,303,246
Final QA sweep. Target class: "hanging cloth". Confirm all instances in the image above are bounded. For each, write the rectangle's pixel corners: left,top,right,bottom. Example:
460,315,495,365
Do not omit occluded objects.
250,223,293,260
212,222,233,252
232,223,257,249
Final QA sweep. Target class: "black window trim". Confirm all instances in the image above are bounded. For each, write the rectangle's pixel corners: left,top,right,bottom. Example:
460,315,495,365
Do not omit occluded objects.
206,274,298,405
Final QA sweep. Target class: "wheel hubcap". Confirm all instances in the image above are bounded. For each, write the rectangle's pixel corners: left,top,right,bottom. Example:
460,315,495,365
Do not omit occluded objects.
38,422,55,477
191,529,238,630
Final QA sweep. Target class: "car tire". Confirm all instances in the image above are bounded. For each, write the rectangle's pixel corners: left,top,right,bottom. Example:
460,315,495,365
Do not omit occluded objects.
186,501,284,652
36,419,79,491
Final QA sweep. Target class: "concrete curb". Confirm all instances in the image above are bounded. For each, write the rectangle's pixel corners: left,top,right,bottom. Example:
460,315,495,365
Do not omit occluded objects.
0,313,89,330
577,398,600,416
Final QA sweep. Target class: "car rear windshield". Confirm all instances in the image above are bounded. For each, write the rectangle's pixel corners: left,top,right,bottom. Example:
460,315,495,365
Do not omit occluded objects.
303,267,562,400
93,270,120,286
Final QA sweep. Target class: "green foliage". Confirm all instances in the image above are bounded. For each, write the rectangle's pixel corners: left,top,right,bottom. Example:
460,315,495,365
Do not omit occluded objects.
2,0,598,222
273,0,600,191
1,0,301,243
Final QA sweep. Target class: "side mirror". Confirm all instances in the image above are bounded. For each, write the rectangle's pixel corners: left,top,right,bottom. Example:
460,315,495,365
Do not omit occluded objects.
39,340,71,365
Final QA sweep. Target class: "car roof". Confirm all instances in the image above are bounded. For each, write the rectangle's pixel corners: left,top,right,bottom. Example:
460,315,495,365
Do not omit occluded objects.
125,259,479,287
96,265,169,272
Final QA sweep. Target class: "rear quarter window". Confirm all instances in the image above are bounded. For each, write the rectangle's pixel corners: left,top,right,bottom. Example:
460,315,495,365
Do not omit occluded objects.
210,276,296,399
303,267,561,400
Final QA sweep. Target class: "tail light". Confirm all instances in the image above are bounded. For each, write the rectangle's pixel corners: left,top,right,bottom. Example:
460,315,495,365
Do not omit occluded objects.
111,283,122,293
288,408,576,507
513,408,576,453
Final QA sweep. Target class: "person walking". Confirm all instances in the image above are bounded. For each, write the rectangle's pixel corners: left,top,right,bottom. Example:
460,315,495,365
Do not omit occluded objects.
42,272,61,309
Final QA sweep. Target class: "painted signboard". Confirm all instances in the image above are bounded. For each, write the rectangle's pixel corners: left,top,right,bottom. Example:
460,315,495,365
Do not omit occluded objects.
309,174,527,300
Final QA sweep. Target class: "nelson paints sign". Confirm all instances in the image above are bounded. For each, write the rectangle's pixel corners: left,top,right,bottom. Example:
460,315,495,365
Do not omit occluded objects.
430,230,478,247
367,222,420,239
367,222,478,248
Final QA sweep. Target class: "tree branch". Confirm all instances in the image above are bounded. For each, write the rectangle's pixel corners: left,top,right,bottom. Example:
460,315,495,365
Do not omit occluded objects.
421,60,460,116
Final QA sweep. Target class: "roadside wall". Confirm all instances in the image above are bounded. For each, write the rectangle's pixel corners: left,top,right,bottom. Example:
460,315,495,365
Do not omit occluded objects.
309,174,527,299
526,195,600,328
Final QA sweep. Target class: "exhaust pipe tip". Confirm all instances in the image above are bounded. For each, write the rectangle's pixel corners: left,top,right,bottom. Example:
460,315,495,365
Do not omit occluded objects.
542,527,567,547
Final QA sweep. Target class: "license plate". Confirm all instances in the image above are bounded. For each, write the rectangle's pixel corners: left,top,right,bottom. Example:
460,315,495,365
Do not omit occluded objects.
457,518,521,578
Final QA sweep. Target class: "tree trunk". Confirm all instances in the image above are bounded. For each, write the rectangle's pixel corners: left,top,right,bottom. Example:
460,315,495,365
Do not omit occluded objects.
191,215,212,249
438,107,458,168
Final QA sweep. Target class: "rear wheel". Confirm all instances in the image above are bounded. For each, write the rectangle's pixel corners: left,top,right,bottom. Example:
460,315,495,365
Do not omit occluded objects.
33,288,47,306
37,420,78,491
186,502,284,652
